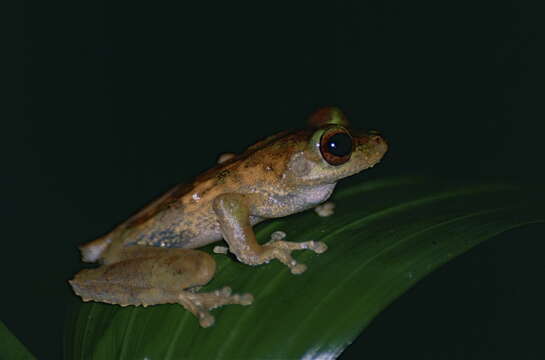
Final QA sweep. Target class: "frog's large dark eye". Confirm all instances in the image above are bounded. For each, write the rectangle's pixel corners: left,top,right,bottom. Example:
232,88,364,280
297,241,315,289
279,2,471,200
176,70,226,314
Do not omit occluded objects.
320,128,353,165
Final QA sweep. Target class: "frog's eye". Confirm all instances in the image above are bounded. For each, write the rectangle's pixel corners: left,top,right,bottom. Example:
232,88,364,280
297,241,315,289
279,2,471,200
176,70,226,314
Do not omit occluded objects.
319,127,353,165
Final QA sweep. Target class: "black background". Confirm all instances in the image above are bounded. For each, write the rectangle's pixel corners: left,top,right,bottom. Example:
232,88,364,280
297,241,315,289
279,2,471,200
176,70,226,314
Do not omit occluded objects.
11,0,545,358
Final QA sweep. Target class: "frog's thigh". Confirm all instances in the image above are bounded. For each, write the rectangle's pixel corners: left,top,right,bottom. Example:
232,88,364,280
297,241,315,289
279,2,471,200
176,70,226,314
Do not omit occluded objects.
70,247,252,327
212,193,327,274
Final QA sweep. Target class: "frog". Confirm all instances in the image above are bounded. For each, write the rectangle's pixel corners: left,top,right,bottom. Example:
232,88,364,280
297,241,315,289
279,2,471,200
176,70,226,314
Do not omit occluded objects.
69,107,388,327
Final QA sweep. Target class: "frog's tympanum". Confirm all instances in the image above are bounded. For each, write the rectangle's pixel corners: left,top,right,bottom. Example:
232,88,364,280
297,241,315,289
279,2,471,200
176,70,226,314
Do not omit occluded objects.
70,107,388,327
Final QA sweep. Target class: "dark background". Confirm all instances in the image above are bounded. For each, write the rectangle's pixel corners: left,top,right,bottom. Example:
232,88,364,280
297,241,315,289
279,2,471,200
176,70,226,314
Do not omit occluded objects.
11,0,545,358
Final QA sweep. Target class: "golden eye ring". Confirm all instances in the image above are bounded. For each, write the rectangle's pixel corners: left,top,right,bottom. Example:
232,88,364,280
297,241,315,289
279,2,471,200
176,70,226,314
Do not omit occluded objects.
319,127,353,166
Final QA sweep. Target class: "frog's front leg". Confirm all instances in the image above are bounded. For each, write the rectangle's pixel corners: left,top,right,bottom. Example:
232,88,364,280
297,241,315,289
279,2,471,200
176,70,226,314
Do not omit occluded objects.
212,193,327,274
69,246,253,327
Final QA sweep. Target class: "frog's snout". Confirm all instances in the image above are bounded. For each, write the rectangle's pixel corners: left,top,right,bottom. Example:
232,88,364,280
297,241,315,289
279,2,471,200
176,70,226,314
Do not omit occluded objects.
370,133,387,148
366,130,387,145
356,130,387,148
370,133,388,159
354,131,388,166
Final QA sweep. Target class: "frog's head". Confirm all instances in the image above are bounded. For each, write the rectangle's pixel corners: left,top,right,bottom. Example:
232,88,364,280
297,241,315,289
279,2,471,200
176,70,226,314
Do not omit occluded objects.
287,107,388,185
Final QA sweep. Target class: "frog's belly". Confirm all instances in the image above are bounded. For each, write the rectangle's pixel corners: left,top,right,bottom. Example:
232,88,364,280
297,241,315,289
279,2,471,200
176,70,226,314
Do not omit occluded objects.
255,183,336,218
126,206,264,249
131,183,337,248
126,207,220,249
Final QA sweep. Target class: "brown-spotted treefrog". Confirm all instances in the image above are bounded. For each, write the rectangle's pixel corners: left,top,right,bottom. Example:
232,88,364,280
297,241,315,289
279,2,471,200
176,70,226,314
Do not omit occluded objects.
69,107,388,327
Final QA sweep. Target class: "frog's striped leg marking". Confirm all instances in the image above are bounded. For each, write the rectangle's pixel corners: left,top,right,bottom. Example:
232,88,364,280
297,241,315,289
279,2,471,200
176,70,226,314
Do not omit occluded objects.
69,247,253,327
213,193,327,274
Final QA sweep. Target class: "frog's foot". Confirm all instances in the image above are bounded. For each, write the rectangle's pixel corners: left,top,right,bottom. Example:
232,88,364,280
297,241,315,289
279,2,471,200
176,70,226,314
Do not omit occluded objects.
228,230,327,274
259,236,327,274
213,245,229,254
213,232,327,274
70,248,254,328
212,193,327,275
314,201,336,217
178,286,254,327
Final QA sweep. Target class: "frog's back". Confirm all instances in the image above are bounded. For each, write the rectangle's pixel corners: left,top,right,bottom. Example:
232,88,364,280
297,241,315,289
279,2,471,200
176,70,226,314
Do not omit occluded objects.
120,128,307,236
81,129,311,261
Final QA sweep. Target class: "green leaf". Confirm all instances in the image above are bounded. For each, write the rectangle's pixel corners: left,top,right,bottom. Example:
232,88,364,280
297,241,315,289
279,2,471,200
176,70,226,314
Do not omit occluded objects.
0,321,36,360
64,176,544,359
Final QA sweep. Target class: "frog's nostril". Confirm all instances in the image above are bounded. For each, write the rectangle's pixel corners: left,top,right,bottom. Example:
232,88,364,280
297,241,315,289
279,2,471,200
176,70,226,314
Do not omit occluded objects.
370,135,384,144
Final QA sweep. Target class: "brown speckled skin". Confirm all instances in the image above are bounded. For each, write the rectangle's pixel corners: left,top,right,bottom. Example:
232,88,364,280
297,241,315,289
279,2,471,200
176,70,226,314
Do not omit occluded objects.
70,107,388,327
121,130,317,251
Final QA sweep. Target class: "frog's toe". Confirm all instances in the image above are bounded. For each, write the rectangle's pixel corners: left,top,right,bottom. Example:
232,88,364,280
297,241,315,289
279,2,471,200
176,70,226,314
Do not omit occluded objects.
310,241,328,254
262,245,308,274
265,238,328,255
290,263,307,275
215,286,232,297
213,245,229,254
298,240,327,254
283,256,306,275
230,292,253,307
237,293,254,305
198,311,215,328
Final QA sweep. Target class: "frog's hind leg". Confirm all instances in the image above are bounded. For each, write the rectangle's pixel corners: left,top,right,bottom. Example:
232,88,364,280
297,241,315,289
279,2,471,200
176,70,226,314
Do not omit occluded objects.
69,247,253,327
